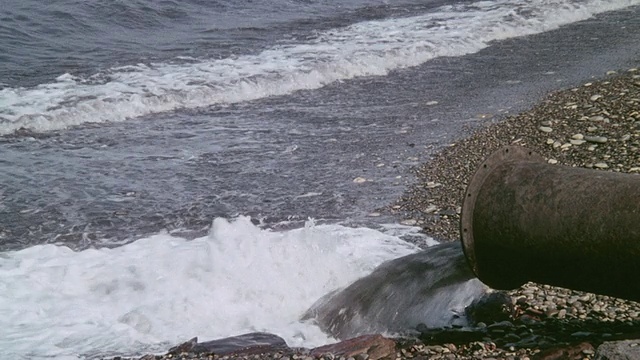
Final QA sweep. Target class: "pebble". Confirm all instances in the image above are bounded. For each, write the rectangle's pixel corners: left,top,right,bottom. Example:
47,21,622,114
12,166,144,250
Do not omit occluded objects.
426,182,441,188
400,219,417,226
424,205,438,213
547,159,558,164
594,162,609,169
353,177,367,183
590,94,603,101
426,101,439,106
538,126,553,133
584,135,608,144
572,134,584,140
570,139,586,145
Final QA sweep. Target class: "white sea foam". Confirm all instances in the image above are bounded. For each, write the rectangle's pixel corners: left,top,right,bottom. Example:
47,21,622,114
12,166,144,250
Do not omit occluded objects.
0,217,421,359
1,0,638,135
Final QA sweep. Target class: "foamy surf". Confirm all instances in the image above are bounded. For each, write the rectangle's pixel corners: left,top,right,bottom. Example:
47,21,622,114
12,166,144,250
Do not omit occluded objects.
0,217,422,359
1,0,638,135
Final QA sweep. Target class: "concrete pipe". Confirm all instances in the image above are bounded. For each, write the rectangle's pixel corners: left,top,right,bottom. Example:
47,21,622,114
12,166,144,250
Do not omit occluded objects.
460,146,640,302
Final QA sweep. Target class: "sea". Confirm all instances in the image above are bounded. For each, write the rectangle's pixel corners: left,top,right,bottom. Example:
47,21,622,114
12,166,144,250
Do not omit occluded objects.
1,0,640,358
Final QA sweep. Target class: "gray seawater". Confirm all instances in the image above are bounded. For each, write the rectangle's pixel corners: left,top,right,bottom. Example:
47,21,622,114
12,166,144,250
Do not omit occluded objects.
2,1,640,358
1,0,640,250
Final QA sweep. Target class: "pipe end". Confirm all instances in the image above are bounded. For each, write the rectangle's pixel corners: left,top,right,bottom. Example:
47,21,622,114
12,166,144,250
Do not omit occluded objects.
460,146,544,284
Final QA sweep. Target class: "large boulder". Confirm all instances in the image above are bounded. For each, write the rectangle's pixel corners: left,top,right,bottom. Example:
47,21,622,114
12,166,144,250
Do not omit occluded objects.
595,340,640,360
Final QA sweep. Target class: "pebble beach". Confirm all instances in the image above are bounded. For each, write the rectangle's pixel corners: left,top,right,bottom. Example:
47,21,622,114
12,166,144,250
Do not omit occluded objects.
103,70,640,360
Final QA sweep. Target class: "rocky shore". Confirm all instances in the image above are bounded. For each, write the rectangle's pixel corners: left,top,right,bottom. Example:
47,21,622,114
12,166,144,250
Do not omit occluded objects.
104,69,640,360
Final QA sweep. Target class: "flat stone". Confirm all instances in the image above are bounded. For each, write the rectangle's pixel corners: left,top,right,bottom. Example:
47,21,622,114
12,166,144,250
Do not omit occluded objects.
189,333,290,355
538,342,595,360
310,335,396,360
426,181,442,188
424,204,438,213
594,162,609,169
548,159,558,164
585,135,608,144
539,126,553,133
591,94,603,101
595,340,640,360
572,133,584,140
400,219,417,226
353,177,367,183
570,139,586,145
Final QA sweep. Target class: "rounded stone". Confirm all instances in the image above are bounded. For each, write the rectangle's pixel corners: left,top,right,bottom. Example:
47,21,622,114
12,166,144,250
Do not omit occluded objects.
584,135,608,144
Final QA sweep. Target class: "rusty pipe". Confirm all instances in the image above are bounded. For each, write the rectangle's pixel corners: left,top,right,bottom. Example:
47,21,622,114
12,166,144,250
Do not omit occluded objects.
460,146,640,302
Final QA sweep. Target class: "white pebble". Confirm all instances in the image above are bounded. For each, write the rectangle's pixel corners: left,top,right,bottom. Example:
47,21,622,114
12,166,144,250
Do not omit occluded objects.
594,162,609,169
548,159,558,164
539,126,553,133
353,177,367,183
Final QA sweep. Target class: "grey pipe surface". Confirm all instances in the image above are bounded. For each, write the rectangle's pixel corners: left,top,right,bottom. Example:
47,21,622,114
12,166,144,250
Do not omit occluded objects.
460,146,640,302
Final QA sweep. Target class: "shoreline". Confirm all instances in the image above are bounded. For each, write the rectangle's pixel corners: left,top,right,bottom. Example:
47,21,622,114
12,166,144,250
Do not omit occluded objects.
104,69,640,359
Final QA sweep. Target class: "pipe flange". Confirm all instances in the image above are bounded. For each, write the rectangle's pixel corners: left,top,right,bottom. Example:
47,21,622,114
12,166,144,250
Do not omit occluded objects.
460,146,544,278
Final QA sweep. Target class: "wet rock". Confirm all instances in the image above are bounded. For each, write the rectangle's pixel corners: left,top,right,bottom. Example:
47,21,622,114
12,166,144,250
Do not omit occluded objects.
168,332,290,356
537,342,594,360
310,335,395,360
167,337,198,355
594,340,640,360
417,326,487,344
466,292,514,325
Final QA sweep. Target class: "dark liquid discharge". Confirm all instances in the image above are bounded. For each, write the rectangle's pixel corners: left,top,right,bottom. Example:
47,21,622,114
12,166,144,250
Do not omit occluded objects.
303,242,488,339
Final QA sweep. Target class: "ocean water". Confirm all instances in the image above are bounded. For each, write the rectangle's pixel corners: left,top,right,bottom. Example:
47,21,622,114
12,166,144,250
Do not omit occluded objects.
1,0,640,358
